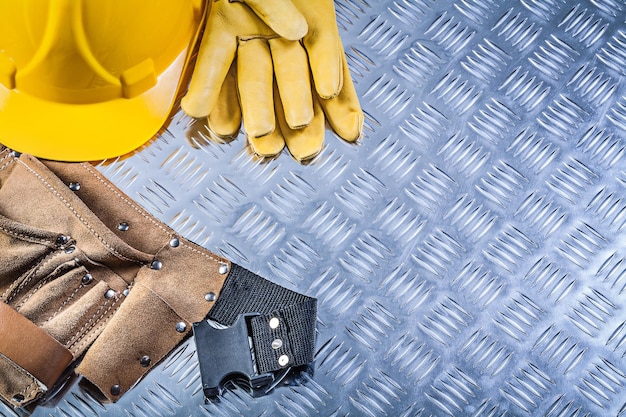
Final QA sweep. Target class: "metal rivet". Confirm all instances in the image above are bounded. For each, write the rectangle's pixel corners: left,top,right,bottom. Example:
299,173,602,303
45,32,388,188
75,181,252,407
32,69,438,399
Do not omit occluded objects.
104,289,116,299
272,339,283,350
269,317,280,329
218,264,229,275
175,322,187,333
65,245,76,254
117,222,130,232
140,356,151,367
110,385,121,396
150,260,162,270
81,274,93,285
56,235,70,245
278,355,289,367
11,151,21,158
204,292,216,302
12,394,24,403
170,237,180,248
123,288,130,296
68,182,81,191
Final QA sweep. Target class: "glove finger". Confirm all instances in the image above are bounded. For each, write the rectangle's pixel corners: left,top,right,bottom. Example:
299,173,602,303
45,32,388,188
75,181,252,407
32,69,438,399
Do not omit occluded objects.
248,127,286,158
248,83,285,157
269,38,313,130
278,84,326,162
237,39,275,138
242,0,308,41
301,4,343,99
318,51,363,143
207,62,241,137
182,26,237,118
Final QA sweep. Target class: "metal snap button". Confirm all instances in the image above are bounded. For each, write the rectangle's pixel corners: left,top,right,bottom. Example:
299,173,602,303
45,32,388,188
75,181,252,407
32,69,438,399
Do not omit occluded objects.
175,322,187,333
140,356,151,367
81,274,93,285
278,355,289,367
56,235,70,245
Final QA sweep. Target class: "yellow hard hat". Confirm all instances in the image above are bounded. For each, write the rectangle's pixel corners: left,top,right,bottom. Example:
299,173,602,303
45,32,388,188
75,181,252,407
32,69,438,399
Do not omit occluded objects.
0,0,205,161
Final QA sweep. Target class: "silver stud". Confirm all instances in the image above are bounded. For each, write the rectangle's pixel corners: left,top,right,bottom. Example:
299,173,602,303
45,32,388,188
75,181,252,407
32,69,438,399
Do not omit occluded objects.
104,289,116,299
123,288,130,296
278,355,289,367
64,245,76,254
11,151,21,158
150,260,162,270
175,322,187,333
170,237,180,248
204,292,216,302
68,182,81,191
12,394,24,403
117,222,130,231
269,317,280,329
110,385,121,396
81,274,93,285
140,356,151,367
218,264,229,275
272,339,283,350
56,235,70,245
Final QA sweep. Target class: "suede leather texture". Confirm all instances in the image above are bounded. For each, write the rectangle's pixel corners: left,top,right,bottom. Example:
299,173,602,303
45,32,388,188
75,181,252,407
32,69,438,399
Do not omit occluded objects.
0,147,230,406
0,301,72,389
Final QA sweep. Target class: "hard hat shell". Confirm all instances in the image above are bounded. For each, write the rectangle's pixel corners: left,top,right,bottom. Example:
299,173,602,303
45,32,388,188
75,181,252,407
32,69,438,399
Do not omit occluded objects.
0,0,205,161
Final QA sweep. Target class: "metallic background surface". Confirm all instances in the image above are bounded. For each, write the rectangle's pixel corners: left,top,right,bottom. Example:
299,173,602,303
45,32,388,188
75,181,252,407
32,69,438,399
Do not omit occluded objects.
5,0,626,415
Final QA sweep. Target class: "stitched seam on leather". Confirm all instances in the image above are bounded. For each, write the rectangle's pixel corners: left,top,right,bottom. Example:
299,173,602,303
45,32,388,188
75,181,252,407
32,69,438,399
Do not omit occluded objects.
80,163,172,238
70,301,121,356
180,242,222,265
0,151,15,172
67,297,120,353
15,256,78,310
5,250,58,304
44,284,83,325
13,254,78,310
80,163,224,264
19,380,38,403
0,224,57,247
0,353,39,402
17,159,146,265
65,298,112,349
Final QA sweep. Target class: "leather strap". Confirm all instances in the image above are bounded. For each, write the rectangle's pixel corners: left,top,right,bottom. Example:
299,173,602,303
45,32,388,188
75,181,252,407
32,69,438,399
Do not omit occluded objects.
0,302,73,388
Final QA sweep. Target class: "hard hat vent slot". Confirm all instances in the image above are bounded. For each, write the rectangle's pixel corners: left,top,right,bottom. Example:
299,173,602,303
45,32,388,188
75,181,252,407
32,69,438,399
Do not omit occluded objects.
121,59,157,99
0,52,16,90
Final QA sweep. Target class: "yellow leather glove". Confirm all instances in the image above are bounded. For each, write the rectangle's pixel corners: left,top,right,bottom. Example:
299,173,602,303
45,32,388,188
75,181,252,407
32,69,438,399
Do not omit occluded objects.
181,0,363,161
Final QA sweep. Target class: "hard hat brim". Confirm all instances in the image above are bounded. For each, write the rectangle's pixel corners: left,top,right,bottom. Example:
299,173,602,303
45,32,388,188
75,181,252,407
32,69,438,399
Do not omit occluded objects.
0,47,190,162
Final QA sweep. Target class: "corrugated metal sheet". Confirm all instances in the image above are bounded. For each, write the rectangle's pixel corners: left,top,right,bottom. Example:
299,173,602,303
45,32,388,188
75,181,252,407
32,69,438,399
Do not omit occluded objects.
5,1,626,415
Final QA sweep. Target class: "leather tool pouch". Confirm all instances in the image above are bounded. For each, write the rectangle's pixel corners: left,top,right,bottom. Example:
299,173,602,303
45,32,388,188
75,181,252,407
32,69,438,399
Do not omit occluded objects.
0,149,149,407
0,148,230,406
0,147,315,408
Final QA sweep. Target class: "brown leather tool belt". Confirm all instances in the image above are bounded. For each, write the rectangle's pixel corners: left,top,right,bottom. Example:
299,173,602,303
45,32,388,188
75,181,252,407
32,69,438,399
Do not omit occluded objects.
0,148,316,408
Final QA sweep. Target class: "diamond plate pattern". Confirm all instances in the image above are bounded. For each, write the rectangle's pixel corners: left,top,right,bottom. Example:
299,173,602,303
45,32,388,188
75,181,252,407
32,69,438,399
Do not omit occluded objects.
6,0,626,416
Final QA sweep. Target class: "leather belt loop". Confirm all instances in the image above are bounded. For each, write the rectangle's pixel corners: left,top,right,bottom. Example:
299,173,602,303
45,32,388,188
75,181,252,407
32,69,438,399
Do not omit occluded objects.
0,302,73,389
